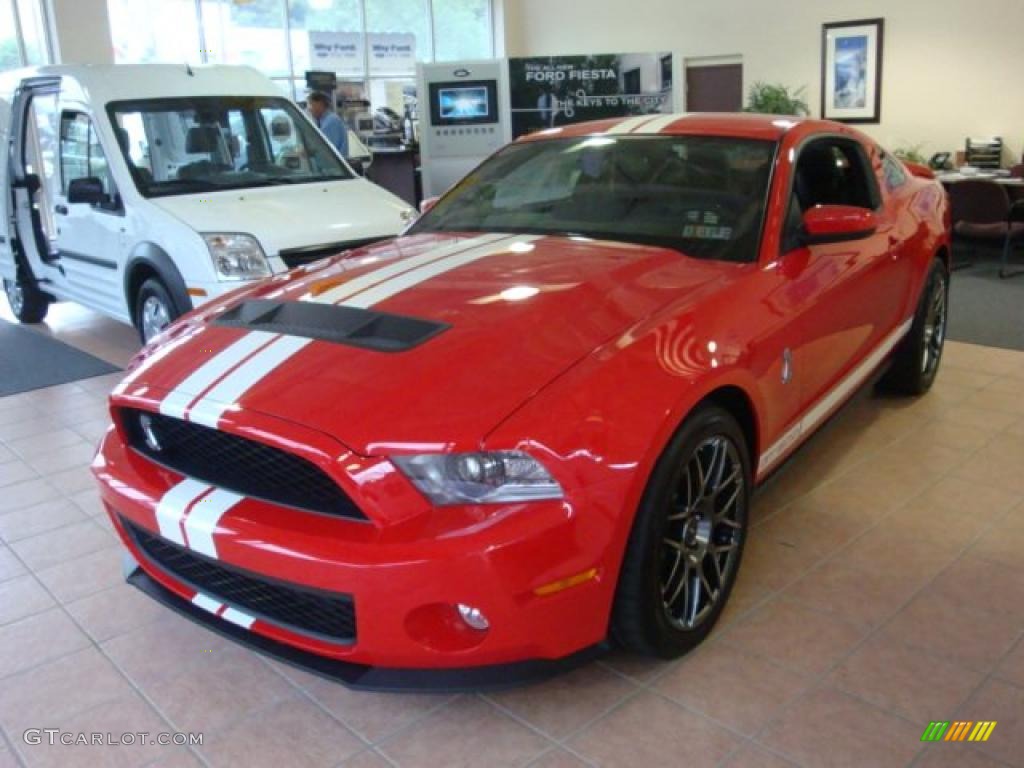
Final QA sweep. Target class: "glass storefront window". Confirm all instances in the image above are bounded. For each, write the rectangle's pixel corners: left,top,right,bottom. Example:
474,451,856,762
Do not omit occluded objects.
432,0,490,61
108,0,201,64
364,0,429,65
288,0,363,77
16,0,49,65
0,1,20,73
200,0,290,77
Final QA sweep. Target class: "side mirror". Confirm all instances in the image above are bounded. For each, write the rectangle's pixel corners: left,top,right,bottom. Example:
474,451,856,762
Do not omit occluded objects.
67,176,108,206
419,195,440,215
802,205,877,246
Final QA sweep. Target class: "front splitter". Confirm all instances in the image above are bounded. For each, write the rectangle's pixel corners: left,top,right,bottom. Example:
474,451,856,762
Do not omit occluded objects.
126,566,609,693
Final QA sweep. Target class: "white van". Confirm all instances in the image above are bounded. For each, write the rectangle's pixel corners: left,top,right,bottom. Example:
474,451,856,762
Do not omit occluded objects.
0,64,415,341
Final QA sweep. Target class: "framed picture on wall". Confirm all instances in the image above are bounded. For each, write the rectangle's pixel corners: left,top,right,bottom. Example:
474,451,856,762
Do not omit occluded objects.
821,18,884,123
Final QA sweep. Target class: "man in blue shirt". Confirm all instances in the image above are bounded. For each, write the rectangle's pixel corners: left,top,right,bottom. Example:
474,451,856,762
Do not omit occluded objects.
307,91,349,159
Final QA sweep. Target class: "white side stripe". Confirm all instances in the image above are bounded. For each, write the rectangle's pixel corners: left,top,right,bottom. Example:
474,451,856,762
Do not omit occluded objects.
757,318,914,475
182,487,244,558
160,331,278,419
191,592,222,614
305,233,508,304
155,478,209,546
220,606,256,629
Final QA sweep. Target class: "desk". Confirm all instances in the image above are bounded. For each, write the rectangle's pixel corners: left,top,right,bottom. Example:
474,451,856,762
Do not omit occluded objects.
366,147,420,207
936,172,1024,202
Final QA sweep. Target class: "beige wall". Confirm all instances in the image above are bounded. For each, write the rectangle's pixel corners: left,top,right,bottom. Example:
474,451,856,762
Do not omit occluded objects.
502,0,1024,164
48,0,114,66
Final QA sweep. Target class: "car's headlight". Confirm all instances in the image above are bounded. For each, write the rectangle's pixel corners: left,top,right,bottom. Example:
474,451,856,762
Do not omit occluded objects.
203,233,272,281
392,451,564,505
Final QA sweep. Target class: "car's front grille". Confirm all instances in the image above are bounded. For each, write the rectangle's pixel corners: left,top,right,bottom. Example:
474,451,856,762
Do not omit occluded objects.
124,518,357,643
278,237,390,269
121,408,366,521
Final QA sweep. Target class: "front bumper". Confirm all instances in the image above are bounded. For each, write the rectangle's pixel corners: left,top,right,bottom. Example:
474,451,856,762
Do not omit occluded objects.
94,417,625,686
126,563,607,692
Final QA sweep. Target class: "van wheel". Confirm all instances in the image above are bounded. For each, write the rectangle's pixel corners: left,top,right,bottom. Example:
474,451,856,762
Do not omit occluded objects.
612,405,750,658
135,278,178,344
3,277,50,323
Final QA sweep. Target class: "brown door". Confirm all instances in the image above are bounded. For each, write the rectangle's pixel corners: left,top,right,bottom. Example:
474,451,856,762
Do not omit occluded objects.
686,64,743,112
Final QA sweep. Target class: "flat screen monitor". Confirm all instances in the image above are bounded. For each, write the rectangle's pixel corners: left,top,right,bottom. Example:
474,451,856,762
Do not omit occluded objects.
429,80,498,126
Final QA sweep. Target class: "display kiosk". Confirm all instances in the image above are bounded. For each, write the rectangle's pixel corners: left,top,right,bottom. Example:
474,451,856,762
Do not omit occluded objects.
418,59,512,198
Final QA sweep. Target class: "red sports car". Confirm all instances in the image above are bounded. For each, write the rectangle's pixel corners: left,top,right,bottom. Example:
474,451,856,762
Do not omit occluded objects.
93,113,951,690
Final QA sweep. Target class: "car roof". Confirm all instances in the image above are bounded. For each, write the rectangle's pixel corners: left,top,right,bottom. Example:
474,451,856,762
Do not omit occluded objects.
0,64,282,106
517,112,830,143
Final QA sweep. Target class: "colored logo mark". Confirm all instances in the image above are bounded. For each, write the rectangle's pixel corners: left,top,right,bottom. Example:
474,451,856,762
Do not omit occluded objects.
921,721,997,742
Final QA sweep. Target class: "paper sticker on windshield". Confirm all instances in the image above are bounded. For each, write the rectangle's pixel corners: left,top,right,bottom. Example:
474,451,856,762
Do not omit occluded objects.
683,224,733,241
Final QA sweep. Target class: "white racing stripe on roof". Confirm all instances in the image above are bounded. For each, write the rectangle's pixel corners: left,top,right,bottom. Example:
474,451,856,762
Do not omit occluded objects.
636,112,690,134
181,234,531,428
606,115,659,135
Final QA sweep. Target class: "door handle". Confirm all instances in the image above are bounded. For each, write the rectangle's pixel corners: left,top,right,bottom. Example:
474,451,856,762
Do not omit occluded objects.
55,204,68,215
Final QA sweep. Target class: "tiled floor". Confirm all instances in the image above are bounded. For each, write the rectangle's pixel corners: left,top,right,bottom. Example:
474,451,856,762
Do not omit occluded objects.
1,305,1024,767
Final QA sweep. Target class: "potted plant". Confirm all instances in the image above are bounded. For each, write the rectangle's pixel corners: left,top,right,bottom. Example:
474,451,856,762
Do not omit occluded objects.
893,144,928,165
744,82,810,116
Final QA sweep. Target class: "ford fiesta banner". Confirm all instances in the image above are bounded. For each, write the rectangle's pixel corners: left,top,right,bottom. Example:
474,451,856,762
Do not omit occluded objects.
509,53,674,139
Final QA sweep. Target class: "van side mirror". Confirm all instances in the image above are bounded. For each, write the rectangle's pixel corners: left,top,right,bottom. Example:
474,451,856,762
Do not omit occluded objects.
67,177,108,206
801,205,877,246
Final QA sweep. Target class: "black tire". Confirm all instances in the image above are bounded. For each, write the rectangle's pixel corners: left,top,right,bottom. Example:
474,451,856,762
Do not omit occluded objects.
611,405,751,658
134,277,179,344
878,258,949,396
3,275,50,324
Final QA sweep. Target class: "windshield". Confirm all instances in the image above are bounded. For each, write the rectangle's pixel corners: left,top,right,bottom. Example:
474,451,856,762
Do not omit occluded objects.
411,135,777,261
107,96,353,198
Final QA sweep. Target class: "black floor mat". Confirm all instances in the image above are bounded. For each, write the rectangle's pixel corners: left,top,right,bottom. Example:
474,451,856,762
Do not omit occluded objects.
0,320,120,396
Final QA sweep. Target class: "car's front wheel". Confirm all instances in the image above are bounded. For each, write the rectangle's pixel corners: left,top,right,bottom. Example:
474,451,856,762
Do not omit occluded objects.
612,405,750,658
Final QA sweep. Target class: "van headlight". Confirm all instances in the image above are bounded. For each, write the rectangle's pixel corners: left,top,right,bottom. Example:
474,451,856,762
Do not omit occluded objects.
203,233,272,281
392,451,564,505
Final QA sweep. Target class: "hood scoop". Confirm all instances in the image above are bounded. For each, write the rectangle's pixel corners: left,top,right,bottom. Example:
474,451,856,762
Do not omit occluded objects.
214,300,450,352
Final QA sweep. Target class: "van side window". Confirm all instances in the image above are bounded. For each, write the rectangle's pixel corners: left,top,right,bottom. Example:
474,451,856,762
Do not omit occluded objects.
782,137,880,251
59,112,117,206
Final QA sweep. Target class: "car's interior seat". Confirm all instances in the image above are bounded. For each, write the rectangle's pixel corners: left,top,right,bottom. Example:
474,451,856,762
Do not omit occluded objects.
178,125,231,180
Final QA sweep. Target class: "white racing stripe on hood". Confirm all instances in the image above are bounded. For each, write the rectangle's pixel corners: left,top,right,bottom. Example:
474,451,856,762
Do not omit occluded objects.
159,331,279,419
176,234,532,429
302,232,509,304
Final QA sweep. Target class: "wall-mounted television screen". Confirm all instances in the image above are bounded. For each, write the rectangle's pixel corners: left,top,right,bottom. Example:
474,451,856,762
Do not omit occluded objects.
429,79,498,126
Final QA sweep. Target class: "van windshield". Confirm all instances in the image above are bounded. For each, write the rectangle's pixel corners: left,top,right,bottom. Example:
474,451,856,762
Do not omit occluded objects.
107,96,353,198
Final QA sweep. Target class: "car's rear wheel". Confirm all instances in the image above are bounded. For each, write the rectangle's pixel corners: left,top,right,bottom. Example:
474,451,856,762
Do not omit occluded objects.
135,277,178,344
879,258,949,395
3,275,50,323
612,405,750,658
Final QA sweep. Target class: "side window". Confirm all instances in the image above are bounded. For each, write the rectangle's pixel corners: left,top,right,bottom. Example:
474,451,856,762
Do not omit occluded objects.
59,112,117,206
783,137,880,250
880,152,908,193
